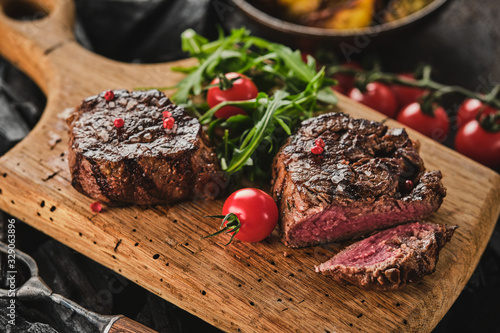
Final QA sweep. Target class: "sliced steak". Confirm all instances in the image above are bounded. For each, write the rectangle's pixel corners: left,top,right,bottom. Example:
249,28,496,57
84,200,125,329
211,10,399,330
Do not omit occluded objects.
314,222,457,290
271,112,446,248
68,89,225,205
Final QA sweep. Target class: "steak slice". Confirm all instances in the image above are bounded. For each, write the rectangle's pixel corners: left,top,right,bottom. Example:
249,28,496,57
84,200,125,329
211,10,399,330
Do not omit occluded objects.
271,112,446,248
68,89,225,205
314,222,457,290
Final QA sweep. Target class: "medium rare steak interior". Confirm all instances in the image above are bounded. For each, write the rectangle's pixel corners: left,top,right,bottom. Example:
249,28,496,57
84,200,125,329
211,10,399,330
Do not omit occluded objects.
68,89,225,205
271,112,446,248
315,222,457,290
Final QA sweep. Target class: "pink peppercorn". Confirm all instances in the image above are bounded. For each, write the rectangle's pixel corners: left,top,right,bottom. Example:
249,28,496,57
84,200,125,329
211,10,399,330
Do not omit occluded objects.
114,118,124,128
311,145,324,155
90,202,102,213
315,138,325,148
104,90,115,101
163,117,175,130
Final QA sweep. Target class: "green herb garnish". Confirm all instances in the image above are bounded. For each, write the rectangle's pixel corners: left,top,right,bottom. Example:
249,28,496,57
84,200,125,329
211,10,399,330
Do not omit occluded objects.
172,28,337,181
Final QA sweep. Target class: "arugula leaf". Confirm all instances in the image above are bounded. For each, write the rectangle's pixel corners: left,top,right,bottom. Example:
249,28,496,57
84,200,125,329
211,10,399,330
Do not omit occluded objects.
180,29,208,55
269,44,316,82
226,90,290,174
275,116,291,135
171,28,338,181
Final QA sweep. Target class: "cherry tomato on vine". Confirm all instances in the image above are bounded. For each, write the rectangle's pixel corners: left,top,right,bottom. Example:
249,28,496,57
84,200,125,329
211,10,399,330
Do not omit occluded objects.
332,61,362,94
456,98,498,128
207,72,259,119
348,82,398,118
455,120,500,169
390,73,427,109
396,102,450,142
204,188,279,244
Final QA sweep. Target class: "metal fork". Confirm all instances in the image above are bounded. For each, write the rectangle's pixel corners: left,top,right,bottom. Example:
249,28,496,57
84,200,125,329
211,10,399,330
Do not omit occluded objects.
0,242,157,333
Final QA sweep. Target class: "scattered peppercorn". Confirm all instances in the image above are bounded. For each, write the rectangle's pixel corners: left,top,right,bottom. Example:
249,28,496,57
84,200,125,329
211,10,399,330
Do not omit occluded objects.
162,111,172,118
90,202,102,213
163,117,175,130
104,90,115,101
114,118,124,128
311,145,324,154
315,138,325,148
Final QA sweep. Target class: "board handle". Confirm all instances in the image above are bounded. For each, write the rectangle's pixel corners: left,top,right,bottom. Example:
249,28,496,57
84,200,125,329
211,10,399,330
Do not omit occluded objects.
0,0,76,94
107,317,158,333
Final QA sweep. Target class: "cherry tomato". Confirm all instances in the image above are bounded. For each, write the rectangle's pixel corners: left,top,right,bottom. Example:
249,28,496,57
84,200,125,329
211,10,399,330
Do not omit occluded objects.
457,98,498,128
455,120,500,169
390,73,427,109
207,72,258,119
396,102,450,142
333,61,362,94
348,82,398,118
220,188,278,243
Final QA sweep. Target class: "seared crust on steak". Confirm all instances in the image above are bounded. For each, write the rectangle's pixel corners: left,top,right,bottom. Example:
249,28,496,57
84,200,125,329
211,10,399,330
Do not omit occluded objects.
68,89,225,205
271,112,446,248
314,222,457,291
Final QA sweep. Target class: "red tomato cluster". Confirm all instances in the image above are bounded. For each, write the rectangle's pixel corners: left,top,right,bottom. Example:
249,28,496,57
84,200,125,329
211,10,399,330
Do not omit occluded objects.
334,69,445,140
333,66,499,170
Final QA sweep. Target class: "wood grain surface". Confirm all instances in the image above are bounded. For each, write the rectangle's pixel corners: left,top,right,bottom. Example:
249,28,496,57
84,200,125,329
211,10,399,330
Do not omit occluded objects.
108,317,159,333
0,1,499,332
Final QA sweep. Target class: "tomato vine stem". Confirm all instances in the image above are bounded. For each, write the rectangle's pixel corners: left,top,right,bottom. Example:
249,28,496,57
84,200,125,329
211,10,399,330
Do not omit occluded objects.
328,65,500,111
203,213,241,245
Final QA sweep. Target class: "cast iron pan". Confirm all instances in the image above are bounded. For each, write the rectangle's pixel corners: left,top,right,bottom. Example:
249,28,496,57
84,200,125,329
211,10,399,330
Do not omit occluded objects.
229,0,448,48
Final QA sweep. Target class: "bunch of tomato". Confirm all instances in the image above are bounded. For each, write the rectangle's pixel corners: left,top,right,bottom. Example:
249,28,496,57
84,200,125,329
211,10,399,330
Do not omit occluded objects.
333,63,500,170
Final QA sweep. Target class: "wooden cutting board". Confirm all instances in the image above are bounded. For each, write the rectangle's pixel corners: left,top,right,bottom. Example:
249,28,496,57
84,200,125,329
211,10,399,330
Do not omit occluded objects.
0,1,499,332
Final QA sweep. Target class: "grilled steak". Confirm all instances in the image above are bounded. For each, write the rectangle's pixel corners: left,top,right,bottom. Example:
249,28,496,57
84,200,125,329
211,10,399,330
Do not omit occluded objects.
315,222,457,290
68,89,225,205
271,112,446,248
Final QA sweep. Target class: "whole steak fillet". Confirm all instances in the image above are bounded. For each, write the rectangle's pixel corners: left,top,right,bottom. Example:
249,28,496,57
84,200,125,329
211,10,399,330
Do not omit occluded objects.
271,112,446,248
68,90,225,205
314,222,457,290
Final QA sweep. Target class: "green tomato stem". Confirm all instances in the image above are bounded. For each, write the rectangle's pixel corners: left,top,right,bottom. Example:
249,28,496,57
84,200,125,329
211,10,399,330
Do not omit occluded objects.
202,213,241,246
217,73,236,91
329,66,500,110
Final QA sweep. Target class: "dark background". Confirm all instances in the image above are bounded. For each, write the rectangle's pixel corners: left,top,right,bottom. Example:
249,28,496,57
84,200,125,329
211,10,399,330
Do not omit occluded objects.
0,0,499,332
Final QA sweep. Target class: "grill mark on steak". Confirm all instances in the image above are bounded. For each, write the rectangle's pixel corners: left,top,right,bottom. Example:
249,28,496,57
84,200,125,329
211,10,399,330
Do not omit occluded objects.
68,89,225,205
271,112,446,248
88,158,112,199
315,222,457,290
125,158,160,201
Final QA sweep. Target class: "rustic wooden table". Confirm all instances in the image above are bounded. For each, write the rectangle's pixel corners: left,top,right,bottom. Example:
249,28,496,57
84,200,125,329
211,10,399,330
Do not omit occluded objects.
0,0,499,332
